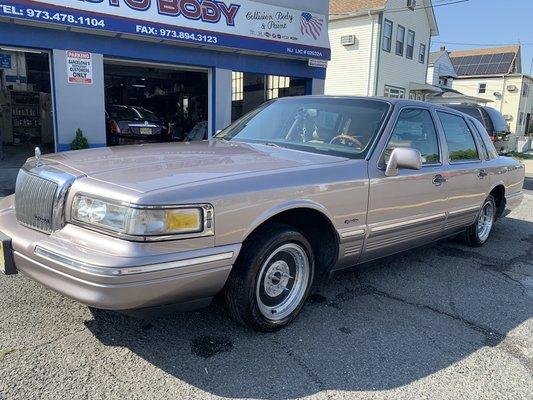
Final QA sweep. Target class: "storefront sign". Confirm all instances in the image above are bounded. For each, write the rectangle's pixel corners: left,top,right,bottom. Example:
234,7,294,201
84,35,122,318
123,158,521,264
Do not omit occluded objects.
308,59,328,69
0,53,11,69
66,50,93,84
0,0,330,60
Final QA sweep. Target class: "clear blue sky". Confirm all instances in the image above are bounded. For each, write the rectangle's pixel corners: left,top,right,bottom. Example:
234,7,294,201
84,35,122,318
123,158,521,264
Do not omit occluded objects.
432,0,533,75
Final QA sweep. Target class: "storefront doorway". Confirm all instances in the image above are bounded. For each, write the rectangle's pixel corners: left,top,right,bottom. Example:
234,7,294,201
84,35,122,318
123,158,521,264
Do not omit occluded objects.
231,72,307,121
0,47,54,195
104,60,208,146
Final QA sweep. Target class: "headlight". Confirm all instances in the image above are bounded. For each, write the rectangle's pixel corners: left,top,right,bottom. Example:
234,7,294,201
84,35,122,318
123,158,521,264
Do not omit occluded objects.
71,195,212,239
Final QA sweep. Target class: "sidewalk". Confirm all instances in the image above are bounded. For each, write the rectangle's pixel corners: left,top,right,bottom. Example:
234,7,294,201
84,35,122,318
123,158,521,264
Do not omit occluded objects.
522,159,533,177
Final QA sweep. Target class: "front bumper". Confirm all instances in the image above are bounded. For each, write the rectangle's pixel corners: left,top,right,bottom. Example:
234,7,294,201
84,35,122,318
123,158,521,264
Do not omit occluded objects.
0,196,240,310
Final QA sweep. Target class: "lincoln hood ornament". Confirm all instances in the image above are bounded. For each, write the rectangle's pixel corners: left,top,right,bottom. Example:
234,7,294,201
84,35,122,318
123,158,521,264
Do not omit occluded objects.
35,147,42,167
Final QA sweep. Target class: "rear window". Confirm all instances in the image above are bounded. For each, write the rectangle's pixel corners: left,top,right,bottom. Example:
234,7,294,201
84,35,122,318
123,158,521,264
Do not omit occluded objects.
446,105,484,124
108,106,160,122
482,107,509,134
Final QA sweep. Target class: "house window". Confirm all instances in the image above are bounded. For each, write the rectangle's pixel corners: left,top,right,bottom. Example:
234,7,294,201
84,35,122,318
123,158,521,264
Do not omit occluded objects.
478,83,487,94
407,0,417,10
266,75,291,100
523,83,529,97
519,112,524,126
406,30,415,59
396,25,405,56
232,71,243,101
383,19,393,52
384,85,405,99
419,43,426,63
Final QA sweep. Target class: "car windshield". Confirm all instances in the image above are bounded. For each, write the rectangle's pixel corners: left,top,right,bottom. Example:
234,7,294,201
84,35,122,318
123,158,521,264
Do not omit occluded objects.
108,106,160,122
215,98,391,158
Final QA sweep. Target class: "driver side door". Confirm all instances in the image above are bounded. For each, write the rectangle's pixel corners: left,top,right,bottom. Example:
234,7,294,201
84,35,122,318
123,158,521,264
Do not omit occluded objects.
362,107,448,262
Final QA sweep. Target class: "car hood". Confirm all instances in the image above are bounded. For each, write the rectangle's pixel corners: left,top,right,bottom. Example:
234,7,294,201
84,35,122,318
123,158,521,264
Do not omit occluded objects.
41,141,348,193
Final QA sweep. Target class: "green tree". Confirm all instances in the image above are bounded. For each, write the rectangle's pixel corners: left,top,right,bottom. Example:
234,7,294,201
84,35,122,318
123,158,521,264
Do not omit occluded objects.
70,128,89,150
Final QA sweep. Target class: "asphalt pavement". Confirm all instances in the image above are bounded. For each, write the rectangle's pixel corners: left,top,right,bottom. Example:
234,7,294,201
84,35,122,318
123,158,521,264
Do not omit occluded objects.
0,189,532,400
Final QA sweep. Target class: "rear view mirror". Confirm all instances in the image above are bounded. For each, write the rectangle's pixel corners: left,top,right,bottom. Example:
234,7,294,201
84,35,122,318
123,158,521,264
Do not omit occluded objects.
385,148,422,177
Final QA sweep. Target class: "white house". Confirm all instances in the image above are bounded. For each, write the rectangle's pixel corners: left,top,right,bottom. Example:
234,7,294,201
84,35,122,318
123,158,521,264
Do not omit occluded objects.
449,45,532,136
325,0,439,99
427,46,457,89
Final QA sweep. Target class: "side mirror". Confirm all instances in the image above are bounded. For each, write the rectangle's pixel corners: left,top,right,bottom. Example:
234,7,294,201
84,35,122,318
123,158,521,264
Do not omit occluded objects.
385,148,423,177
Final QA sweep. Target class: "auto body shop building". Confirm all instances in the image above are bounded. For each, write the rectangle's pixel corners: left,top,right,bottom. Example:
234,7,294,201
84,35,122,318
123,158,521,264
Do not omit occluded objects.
0,0,330,153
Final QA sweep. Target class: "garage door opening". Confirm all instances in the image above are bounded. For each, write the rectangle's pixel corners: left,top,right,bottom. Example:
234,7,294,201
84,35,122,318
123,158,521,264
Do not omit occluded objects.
104,60,208,146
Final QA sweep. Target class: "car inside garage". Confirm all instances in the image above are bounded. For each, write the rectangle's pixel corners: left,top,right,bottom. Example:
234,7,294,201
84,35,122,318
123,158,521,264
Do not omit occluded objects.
104,60,208,146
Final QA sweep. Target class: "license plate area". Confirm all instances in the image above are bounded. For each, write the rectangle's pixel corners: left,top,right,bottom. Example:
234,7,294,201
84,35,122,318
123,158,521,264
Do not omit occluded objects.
0,232,16,275
140,128,152,135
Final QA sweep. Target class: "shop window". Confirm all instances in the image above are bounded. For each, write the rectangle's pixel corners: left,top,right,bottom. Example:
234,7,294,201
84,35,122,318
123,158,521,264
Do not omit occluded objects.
232,71,243,102
231,72,306,121
267,76,291,100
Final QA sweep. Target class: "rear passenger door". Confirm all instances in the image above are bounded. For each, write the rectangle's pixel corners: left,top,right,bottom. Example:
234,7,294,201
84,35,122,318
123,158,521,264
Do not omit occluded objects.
363,107,447,262
435,111,488,233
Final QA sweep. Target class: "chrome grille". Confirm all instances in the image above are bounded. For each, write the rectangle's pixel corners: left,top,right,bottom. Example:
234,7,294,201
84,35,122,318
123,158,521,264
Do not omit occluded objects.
15,170,58,233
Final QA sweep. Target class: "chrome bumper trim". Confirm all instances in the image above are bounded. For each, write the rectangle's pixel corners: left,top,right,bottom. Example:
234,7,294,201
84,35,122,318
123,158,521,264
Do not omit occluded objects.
34,246,234,277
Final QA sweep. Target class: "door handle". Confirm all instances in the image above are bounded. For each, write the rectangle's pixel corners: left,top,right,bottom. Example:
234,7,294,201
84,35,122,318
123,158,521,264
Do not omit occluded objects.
432,174,447,186
478,169,488,179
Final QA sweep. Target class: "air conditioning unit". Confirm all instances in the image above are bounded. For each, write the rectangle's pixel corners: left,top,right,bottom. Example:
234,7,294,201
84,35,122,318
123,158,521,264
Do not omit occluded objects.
407,0,417,10
341,35,356,46
503,114,513,121
506,84,518,92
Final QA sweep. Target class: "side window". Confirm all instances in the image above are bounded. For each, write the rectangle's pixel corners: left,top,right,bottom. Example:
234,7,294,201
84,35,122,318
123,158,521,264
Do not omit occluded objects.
471,118,498,159
385,108,440,165
437,112,480,162
469,121,489,160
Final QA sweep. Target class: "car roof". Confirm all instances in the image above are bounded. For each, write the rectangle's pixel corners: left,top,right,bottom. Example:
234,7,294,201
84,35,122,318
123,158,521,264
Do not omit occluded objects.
276,95,468,114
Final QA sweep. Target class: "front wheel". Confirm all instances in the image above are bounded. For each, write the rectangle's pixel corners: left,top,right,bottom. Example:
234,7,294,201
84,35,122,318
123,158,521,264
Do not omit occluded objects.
223,225,314,332
463,195,496,247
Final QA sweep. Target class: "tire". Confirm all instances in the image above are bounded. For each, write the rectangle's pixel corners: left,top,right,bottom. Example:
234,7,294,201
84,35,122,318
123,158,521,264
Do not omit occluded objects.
223,224,315,332
463,195,496,247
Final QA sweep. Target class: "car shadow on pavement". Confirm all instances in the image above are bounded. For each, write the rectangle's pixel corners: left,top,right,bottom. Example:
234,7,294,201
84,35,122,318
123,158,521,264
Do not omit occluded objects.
85,217,533,399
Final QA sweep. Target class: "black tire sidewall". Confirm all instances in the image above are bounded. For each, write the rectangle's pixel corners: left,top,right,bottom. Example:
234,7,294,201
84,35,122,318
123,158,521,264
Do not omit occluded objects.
231,226,315,331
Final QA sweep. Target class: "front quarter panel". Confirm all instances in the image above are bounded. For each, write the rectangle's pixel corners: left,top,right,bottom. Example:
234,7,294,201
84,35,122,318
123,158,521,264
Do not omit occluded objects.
138,159,370,265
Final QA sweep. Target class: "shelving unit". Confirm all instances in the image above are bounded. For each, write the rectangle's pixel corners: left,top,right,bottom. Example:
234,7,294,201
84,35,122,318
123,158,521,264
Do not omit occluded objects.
11,91,41,143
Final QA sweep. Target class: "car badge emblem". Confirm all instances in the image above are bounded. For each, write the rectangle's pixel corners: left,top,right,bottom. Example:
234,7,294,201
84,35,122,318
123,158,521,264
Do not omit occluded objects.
35,147,43,167
145,121,149,126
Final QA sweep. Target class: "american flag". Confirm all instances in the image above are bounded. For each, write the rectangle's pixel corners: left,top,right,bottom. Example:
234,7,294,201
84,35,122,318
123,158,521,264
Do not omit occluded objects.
300,12,323,40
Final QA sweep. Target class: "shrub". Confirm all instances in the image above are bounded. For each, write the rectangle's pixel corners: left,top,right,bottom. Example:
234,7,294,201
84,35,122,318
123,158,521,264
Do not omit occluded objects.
70,128,89,150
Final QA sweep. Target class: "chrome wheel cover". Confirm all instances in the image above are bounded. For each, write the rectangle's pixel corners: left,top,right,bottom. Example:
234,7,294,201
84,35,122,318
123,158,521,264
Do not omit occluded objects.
477,201,495,242
256,243,310,321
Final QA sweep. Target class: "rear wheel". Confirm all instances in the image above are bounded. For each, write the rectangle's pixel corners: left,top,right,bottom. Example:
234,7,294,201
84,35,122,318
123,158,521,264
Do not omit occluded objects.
464,195,496,247
224,225,314,332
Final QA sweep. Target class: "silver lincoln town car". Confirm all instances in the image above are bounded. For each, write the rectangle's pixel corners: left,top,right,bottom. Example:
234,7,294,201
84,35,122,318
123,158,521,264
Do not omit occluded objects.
0,97,525,331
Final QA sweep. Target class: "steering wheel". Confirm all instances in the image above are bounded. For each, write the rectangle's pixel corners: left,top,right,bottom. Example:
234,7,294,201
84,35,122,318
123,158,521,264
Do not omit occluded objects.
329,134,364,149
